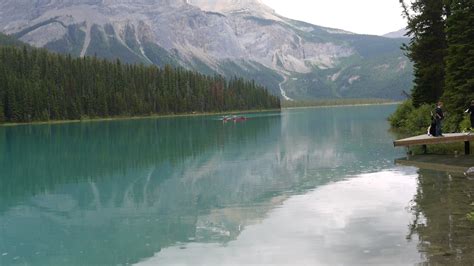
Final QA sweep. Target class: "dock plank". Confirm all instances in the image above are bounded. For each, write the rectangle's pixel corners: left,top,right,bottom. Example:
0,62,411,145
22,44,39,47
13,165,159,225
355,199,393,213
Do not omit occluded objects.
394,133,474,147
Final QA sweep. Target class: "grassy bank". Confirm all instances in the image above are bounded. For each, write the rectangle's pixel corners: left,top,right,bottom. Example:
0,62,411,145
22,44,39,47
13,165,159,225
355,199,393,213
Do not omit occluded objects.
389,100,471,135
389,100,473,155
0,109,281,127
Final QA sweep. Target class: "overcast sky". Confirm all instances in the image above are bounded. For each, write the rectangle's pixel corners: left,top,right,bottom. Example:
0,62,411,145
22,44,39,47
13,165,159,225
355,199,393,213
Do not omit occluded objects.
260,0,406,35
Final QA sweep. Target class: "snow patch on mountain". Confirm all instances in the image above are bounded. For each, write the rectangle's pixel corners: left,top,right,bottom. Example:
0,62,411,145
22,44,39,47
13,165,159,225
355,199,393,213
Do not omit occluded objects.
348,75,360,84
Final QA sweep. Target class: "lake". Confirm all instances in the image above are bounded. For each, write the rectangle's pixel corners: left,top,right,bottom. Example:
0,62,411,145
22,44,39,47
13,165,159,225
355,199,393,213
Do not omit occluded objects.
1,105,473,265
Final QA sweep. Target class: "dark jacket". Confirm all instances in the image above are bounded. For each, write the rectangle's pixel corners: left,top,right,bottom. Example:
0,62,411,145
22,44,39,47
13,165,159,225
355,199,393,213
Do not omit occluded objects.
468,106,474,118
435,107,444,120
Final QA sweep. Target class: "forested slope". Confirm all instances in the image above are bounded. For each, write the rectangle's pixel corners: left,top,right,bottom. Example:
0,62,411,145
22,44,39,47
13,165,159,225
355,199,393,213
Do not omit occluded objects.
0,44,280,123
0,0,413,100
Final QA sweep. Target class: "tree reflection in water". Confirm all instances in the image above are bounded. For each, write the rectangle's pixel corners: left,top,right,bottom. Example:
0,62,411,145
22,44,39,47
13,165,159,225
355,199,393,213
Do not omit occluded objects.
408,169,474,264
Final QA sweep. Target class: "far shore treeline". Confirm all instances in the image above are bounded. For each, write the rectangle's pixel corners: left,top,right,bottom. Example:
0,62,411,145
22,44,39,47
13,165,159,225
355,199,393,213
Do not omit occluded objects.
390,0,474,134
0,44,280,123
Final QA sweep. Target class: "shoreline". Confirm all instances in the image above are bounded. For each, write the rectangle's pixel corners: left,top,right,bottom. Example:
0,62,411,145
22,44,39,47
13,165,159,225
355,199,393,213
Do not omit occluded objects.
282,101,401,110
0,109,281,127
0,102,401,128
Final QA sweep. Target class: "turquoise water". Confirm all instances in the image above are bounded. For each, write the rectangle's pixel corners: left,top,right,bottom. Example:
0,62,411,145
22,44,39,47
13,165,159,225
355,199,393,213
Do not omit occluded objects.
0,105,426,265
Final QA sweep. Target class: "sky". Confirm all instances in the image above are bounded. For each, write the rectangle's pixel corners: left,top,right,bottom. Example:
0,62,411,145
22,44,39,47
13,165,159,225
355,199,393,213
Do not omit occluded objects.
260,0,407,36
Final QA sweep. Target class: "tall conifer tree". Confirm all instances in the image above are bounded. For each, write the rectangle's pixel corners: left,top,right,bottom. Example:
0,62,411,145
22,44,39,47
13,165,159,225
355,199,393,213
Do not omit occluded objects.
442,0,474,130
400,0,448,107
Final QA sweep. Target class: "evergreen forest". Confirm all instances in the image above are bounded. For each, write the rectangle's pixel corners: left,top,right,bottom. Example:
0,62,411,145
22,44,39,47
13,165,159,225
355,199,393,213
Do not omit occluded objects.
390,0,474,133
0,41,280,123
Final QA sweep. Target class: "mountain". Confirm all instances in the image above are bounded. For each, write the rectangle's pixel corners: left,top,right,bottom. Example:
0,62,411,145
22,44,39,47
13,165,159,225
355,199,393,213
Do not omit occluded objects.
383,28,409,39
0,0,412,100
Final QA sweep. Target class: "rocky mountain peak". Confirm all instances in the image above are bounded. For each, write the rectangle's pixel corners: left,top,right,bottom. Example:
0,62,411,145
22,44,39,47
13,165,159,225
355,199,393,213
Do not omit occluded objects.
188,0,262,9
0,0,412,101
187,0,277,18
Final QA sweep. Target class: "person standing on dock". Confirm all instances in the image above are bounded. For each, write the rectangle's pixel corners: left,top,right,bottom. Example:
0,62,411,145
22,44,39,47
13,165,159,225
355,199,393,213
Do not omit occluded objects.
435,102,444,137
466,100,474,131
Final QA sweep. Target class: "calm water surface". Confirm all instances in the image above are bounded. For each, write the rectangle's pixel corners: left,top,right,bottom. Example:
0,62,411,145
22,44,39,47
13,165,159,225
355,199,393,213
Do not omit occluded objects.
0,105,472,265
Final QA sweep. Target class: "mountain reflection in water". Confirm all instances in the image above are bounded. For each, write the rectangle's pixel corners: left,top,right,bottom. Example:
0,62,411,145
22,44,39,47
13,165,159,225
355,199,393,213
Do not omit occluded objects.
2,105,470,265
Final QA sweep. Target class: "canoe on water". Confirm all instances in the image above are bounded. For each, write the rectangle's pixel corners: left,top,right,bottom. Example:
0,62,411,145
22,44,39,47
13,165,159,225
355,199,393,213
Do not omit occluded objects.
221,116,248,122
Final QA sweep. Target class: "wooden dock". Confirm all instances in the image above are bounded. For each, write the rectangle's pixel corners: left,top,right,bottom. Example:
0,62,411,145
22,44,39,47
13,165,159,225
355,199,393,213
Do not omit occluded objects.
393,133,474,154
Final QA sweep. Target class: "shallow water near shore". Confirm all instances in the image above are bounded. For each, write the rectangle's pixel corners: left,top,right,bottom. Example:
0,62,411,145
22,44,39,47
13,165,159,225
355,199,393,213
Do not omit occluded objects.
0,105,473,265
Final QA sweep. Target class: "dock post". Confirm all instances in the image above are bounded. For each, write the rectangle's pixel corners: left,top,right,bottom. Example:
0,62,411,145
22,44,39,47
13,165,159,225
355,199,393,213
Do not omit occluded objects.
422,145,428,154
465,141,471,155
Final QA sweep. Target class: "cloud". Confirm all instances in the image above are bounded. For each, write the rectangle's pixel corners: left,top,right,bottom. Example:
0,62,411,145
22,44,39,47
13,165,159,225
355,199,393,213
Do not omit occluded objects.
137,169,422,265
261,0,406,35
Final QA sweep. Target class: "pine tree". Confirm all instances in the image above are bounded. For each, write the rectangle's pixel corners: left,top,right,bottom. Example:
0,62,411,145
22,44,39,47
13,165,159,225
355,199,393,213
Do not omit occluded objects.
400,0,448,107
442,0,474,130
0,45,280,123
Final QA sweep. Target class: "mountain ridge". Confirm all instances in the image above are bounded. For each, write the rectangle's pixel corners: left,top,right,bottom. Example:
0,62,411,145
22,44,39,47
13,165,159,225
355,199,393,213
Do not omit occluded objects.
383,28,408,39
0,0,412,100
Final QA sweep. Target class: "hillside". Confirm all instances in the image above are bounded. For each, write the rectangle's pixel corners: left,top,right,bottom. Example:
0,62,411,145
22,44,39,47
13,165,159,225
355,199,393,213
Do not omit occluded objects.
0,33,26,47
0,0,413,100
0,44,280,123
